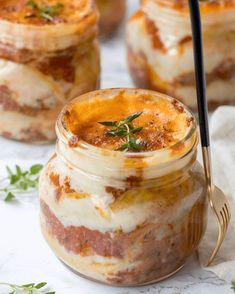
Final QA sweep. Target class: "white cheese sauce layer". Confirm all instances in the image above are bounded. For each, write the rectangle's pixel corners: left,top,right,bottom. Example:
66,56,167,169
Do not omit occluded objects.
40,156,204,234
0,59,63,108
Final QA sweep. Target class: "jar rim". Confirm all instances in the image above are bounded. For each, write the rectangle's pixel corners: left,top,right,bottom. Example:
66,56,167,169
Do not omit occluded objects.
0,0,98,51
144,0,235,12
0,0,97,28
56,88,198,163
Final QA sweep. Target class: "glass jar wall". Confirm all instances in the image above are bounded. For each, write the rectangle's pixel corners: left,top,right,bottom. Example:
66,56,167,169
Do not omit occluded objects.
126,0,235,110
39,88,208,285
96,0,126,36
0,0,100,143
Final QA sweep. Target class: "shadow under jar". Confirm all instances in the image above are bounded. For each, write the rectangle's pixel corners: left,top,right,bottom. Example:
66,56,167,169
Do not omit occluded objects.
126,0,235,111
39,88,208,285
95,0,126,36
0,0,100,143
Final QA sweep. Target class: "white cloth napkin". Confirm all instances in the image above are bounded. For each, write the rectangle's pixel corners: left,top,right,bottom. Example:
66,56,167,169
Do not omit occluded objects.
198,106,235,282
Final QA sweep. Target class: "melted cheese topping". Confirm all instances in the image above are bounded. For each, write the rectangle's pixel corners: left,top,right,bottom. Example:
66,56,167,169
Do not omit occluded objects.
0,0,95,25
64,89,194,152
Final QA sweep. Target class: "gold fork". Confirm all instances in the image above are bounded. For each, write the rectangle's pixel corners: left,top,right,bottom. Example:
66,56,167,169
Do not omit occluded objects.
202,147,231,266
188,0,231,266
187,202,204,253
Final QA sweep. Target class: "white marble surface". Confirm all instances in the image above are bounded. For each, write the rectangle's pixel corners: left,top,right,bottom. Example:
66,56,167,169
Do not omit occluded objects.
0,1,233,293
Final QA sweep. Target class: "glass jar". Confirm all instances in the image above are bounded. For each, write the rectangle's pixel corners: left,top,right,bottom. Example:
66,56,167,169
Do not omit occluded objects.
39,88,207,285
127,0,235,110
95,0,126,36
0,0,100,143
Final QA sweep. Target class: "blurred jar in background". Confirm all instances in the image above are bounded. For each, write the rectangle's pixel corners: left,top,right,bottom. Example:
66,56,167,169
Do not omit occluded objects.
40,88,208,285
126,0,235,110
96,0,126,36
0,0,100,143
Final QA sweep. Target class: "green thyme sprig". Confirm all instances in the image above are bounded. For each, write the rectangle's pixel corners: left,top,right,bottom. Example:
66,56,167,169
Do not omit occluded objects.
26,0,64,22
0,281,55,294
99,112,144,152
232,282,235,292
0,164,43,202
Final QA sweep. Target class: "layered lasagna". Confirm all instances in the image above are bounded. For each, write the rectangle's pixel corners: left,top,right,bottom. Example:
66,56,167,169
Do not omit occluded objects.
127,0,235,110
40,89,207,285
0,0,100,142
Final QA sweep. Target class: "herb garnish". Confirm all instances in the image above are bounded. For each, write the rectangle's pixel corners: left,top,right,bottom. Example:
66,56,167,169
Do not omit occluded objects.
26,0,64,22
0,164,43,202
99,112,144,151
232,282,235,292
0,281,55,294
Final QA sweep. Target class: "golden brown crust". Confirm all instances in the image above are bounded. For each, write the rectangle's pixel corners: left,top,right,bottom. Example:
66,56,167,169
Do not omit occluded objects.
64,90,193,152
0,0,97,25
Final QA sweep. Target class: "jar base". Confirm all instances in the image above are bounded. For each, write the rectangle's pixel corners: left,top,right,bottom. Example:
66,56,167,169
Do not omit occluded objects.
58,258,186,287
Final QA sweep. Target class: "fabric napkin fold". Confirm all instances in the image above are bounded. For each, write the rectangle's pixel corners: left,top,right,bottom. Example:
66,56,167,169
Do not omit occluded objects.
198,106,235,282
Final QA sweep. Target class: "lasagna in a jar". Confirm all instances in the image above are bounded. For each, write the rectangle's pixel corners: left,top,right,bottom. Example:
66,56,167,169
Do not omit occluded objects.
0,0,100,143
40,88,207,285
127,0,235,110
95,0,126,36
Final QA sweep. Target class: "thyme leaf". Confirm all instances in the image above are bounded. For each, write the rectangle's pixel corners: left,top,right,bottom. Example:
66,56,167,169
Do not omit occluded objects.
26,0,64,22
0,164,43,202
4,192,15,202
99,112,144,152
27,0,38,9
0,281,55,294
124,112,143,124
232,282,235,292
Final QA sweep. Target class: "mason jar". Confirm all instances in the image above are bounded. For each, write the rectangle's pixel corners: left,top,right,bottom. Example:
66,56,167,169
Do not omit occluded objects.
0,0,100,143
95,0,126,36
127,0,235,110
39,88,207,285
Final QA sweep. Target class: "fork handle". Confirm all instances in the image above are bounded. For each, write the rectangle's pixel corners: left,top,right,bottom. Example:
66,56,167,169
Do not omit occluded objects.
202,147,213,190
188,0,210,148
188,0,213,188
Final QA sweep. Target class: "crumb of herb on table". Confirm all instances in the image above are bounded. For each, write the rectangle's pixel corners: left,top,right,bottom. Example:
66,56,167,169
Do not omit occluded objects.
99,112,144,151
0,164,43,202
232,282,235,292
0,281,55,294
26,0,64,22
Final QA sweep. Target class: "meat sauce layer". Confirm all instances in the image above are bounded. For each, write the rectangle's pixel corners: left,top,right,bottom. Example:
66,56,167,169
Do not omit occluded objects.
0,0,93,25
127,49,235,110
128,49,235,87
41,199,189,259
64,91,194,152
41,198,205,284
